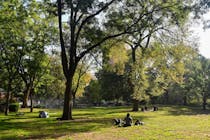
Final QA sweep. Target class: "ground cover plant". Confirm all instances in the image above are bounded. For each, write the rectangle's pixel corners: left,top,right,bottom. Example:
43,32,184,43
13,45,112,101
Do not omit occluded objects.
0,106,209,140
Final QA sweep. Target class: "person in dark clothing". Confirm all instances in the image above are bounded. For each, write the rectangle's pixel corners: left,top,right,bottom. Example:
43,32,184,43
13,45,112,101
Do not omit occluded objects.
123,113,132,127
153,106,158,111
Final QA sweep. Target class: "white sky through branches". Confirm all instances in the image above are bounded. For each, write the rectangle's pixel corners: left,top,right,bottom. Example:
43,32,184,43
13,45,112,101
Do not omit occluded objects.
60,3,210,59
194,11,210,59
195,27,210,58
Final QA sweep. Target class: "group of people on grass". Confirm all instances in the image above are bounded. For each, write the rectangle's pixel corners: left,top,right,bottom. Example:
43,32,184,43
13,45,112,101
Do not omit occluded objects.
114,113,144,127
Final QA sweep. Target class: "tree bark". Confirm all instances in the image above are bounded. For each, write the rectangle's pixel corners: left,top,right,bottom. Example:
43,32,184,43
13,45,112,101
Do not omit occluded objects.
202,94,207,110
132,99,139,111
5,79,12,115
131,47,139,111
131,47,136,62
164,90,169,104
183,94,187,106
5,91,10,116
30,88,34,112
62,78,73,120
22,84,31,108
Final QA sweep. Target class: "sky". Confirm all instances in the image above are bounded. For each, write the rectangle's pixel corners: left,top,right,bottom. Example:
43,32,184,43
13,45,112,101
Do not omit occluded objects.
193,12,210,59
197,28,210,58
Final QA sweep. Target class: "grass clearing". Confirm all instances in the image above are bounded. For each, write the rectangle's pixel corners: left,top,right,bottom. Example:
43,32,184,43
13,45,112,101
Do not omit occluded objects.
0,106,209,140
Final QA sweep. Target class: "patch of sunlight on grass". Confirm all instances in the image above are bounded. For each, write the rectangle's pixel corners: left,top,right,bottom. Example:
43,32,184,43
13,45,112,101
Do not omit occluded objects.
0,129,30,140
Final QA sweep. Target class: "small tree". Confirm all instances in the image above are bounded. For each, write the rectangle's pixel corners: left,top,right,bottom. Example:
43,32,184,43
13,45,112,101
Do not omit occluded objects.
188,55,210,110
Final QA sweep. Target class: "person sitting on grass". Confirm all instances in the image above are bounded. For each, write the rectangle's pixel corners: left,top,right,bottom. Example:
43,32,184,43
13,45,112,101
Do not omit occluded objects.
39,111,49,118
123,113,132,127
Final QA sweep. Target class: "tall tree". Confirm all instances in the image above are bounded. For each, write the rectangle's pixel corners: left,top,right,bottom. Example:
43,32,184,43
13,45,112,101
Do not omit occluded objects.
17,0,57,109
186,55,210,110
57,0,148,120
122,0,190,111
0,0,27,115
146,43,194,104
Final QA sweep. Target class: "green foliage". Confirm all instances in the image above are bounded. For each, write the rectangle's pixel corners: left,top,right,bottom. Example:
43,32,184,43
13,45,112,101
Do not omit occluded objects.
0,0,58,111
102,40,129,75
127,42,195,103
97,70,131,102
183,54,210,109
130,60,149,102
94,40,131,102
0,0,207,119
153,50,210,108
39,55,65,99
105,0,192,109
58,0,195,119
72,64,92,98
106,0,190,39
8,103,19,112
84,80,101,104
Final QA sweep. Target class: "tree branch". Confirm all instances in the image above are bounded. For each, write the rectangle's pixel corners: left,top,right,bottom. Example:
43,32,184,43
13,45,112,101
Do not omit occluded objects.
57,0,68,78
77,31,128,61
75,0,117,45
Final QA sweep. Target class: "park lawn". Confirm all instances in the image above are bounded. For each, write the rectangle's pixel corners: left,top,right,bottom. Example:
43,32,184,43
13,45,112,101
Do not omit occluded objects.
0,106,209,140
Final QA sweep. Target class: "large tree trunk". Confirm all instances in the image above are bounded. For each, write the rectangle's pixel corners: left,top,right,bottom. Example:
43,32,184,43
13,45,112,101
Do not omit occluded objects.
5,79,12,115
132,99,139,111
62,78,73,120
183,94,187,106
22,84,31,108
58,0,75,120
131,47,139,111
202,94,207,110
5,92,10,116
30,88,34,113
164,90,169,104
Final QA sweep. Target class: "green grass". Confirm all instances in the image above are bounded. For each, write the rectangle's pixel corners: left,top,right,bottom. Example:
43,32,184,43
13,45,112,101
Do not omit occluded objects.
0,106,209,140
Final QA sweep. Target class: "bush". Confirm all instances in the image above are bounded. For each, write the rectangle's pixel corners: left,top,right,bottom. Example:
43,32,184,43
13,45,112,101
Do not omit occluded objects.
9,103,19,112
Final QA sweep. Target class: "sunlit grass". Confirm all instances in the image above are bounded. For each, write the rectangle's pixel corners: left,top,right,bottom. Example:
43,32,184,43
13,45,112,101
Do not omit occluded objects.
0,106,209,140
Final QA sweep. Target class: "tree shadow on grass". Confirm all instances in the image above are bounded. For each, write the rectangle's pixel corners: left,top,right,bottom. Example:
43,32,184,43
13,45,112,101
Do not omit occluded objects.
0,106,151,140
166,106,210,116
74,106,132,119
0,117,111,139
0,113,149,140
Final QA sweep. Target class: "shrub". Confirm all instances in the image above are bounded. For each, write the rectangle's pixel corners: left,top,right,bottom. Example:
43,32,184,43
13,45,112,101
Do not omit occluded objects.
9,103,19,112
